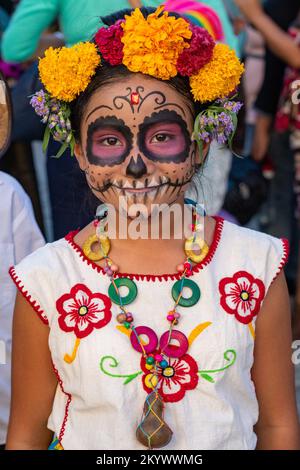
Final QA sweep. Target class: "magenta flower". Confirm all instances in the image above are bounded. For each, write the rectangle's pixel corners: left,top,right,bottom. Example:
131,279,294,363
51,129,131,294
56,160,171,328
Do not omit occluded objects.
95,20,124,66
177,26,215,77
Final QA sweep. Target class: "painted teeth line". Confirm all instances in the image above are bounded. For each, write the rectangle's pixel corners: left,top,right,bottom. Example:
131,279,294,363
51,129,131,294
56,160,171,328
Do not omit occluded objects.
111,176,170,190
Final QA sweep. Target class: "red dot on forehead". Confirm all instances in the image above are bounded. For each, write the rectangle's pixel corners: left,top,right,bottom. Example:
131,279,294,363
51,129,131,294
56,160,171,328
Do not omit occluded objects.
131,92,140,105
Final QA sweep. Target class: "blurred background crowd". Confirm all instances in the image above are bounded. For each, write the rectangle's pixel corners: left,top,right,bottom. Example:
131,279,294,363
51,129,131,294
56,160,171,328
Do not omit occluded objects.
0,0,300,444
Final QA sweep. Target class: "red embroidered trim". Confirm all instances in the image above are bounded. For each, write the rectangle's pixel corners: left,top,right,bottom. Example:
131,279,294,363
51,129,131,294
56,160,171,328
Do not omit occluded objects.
64,216,225,282
269,237,290,287
9,266,49,325
51,361,72,444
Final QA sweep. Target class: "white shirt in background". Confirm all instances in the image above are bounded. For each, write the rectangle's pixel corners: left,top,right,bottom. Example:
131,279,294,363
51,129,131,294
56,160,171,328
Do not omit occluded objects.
0,171,45,444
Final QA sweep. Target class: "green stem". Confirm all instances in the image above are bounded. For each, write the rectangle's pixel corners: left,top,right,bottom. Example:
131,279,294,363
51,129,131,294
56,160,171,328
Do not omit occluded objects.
99,355,142,385
198,349,237,375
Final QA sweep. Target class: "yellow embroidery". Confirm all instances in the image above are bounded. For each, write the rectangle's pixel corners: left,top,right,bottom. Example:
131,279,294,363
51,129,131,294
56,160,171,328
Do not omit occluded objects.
248,322,255,340
64,338,81,364
188,322,212,346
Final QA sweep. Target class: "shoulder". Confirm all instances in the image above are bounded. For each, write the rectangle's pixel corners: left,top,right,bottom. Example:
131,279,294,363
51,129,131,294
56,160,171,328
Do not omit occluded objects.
221,217,288,257
0,171,34,218
9,236,75,325
0,171,40,238
11,235,73,274
0,171,29,199
219,217,289,295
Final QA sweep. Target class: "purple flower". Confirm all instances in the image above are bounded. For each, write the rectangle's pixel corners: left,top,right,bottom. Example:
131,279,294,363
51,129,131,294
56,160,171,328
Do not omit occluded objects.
30,90,49,118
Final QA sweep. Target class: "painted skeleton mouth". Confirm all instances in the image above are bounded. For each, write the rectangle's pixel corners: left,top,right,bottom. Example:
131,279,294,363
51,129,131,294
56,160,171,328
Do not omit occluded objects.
87,175,193,196
111,176,169,191
119,186,160,194
107,176,170,195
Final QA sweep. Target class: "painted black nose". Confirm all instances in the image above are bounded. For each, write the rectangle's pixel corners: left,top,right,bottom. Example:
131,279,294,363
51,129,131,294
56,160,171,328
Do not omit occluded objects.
126,154,147,178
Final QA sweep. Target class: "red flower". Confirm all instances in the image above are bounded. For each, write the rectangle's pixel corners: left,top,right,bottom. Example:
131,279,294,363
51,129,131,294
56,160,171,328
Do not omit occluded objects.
95,21,124,66
141,351,199,403
177,26,215,76
219,271,265,324
56,284,112,339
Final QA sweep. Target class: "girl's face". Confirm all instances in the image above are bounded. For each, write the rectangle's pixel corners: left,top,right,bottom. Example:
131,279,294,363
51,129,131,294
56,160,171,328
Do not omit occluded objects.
75,73,202,216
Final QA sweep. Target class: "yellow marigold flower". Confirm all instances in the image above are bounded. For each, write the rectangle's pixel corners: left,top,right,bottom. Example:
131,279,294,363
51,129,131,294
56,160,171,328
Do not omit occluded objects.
121,6,192,80
189,44,244,103
39,42,101,102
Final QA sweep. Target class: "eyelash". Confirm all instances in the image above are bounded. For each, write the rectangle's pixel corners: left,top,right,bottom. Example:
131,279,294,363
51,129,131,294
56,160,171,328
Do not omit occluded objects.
95,132,175,146
97,136,123,146
150,133,174,143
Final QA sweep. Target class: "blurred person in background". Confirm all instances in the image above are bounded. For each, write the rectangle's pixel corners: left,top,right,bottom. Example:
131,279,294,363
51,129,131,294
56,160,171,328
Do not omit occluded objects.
235,0,300,336
0,73,44,449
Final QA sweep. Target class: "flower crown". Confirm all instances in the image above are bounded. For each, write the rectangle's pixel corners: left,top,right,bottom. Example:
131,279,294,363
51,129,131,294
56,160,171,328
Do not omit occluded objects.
31,6,244,157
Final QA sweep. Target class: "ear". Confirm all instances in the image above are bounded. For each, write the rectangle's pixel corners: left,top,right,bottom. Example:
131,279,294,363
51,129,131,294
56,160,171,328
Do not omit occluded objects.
194,140,210,166
74,141,87,171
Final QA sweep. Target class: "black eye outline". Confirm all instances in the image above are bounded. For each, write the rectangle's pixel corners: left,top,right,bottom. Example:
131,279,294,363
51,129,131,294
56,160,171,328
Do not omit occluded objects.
94,135,124,147
86,116,134,167
138,110,192,164
149,131,177,144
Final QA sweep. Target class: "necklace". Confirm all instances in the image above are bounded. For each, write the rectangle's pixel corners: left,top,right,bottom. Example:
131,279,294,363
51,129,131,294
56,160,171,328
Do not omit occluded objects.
83,201,209,449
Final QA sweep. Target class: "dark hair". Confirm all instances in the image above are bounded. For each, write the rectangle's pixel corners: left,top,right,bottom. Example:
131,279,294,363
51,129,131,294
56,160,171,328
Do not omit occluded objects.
70,7,204,140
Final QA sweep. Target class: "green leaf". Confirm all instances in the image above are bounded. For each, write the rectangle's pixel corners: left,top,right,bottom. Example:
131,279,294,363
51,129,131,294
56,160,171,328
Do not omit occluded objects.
124,371,142,384
70,137,75,156
51,141,69,159
200,373,215,383
42,126,51,154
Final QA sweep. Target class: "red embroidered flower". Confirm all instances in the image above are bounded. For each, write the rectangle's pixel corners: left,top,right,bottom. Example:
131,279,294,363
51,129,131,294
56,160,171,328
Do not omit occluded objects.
177,26,215,76
219,271,265,324
56,284,112,339
141,351,199,403
95,21,124,66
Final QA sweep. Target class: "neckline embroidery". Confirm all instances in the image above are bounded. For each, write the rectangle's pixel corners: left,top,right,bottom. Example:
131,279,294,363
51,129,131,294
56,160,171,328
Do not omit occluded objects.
64,215,225,282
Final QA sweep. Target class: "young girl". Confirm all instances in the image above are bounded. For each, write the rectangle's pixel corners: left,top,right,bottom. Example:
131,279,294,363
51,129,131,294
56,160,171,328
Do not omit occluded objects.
6,6,300,450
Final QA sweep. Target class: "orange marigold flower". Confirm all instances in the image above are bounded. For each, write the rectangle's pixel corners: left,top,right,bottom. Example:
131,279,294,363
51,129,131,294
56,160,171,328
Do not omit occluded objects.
39,43,101,102
121,6,192,80
189,44,244,103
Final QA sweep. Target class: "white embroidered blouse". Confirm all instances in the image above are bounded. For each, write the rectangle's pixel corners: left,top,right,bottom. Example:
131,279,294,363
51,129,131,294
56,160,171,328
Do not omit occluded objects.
9,216,289,450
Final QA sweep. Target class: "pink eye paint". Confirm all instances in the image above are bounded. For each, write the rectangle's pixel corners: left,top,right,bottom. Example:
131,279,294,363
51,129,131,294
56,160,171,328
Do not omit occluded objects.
145,123,186,157
86,117,133,167
138,110,192,164
91,128,126,159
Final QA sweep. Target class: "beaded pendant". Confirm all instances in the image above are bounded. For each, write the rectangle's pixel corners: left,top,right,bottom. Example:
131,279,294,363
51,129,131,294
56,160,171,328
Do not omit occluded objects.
84,201,208,449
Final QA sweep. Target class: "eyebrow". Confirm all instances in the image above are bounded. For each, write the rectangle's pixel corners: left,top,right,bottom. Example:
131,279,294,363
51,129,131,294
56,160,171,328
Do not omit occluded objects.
85,105,114,123
153,102,187,117
138,109,190,129
87,116,134,142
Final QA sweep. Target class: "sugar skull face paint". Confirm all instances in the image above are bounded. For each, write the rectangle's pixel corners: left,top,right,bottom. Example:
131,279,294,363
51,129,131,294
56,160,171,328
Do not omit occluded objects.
75,73,201,215
86,116,133,166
